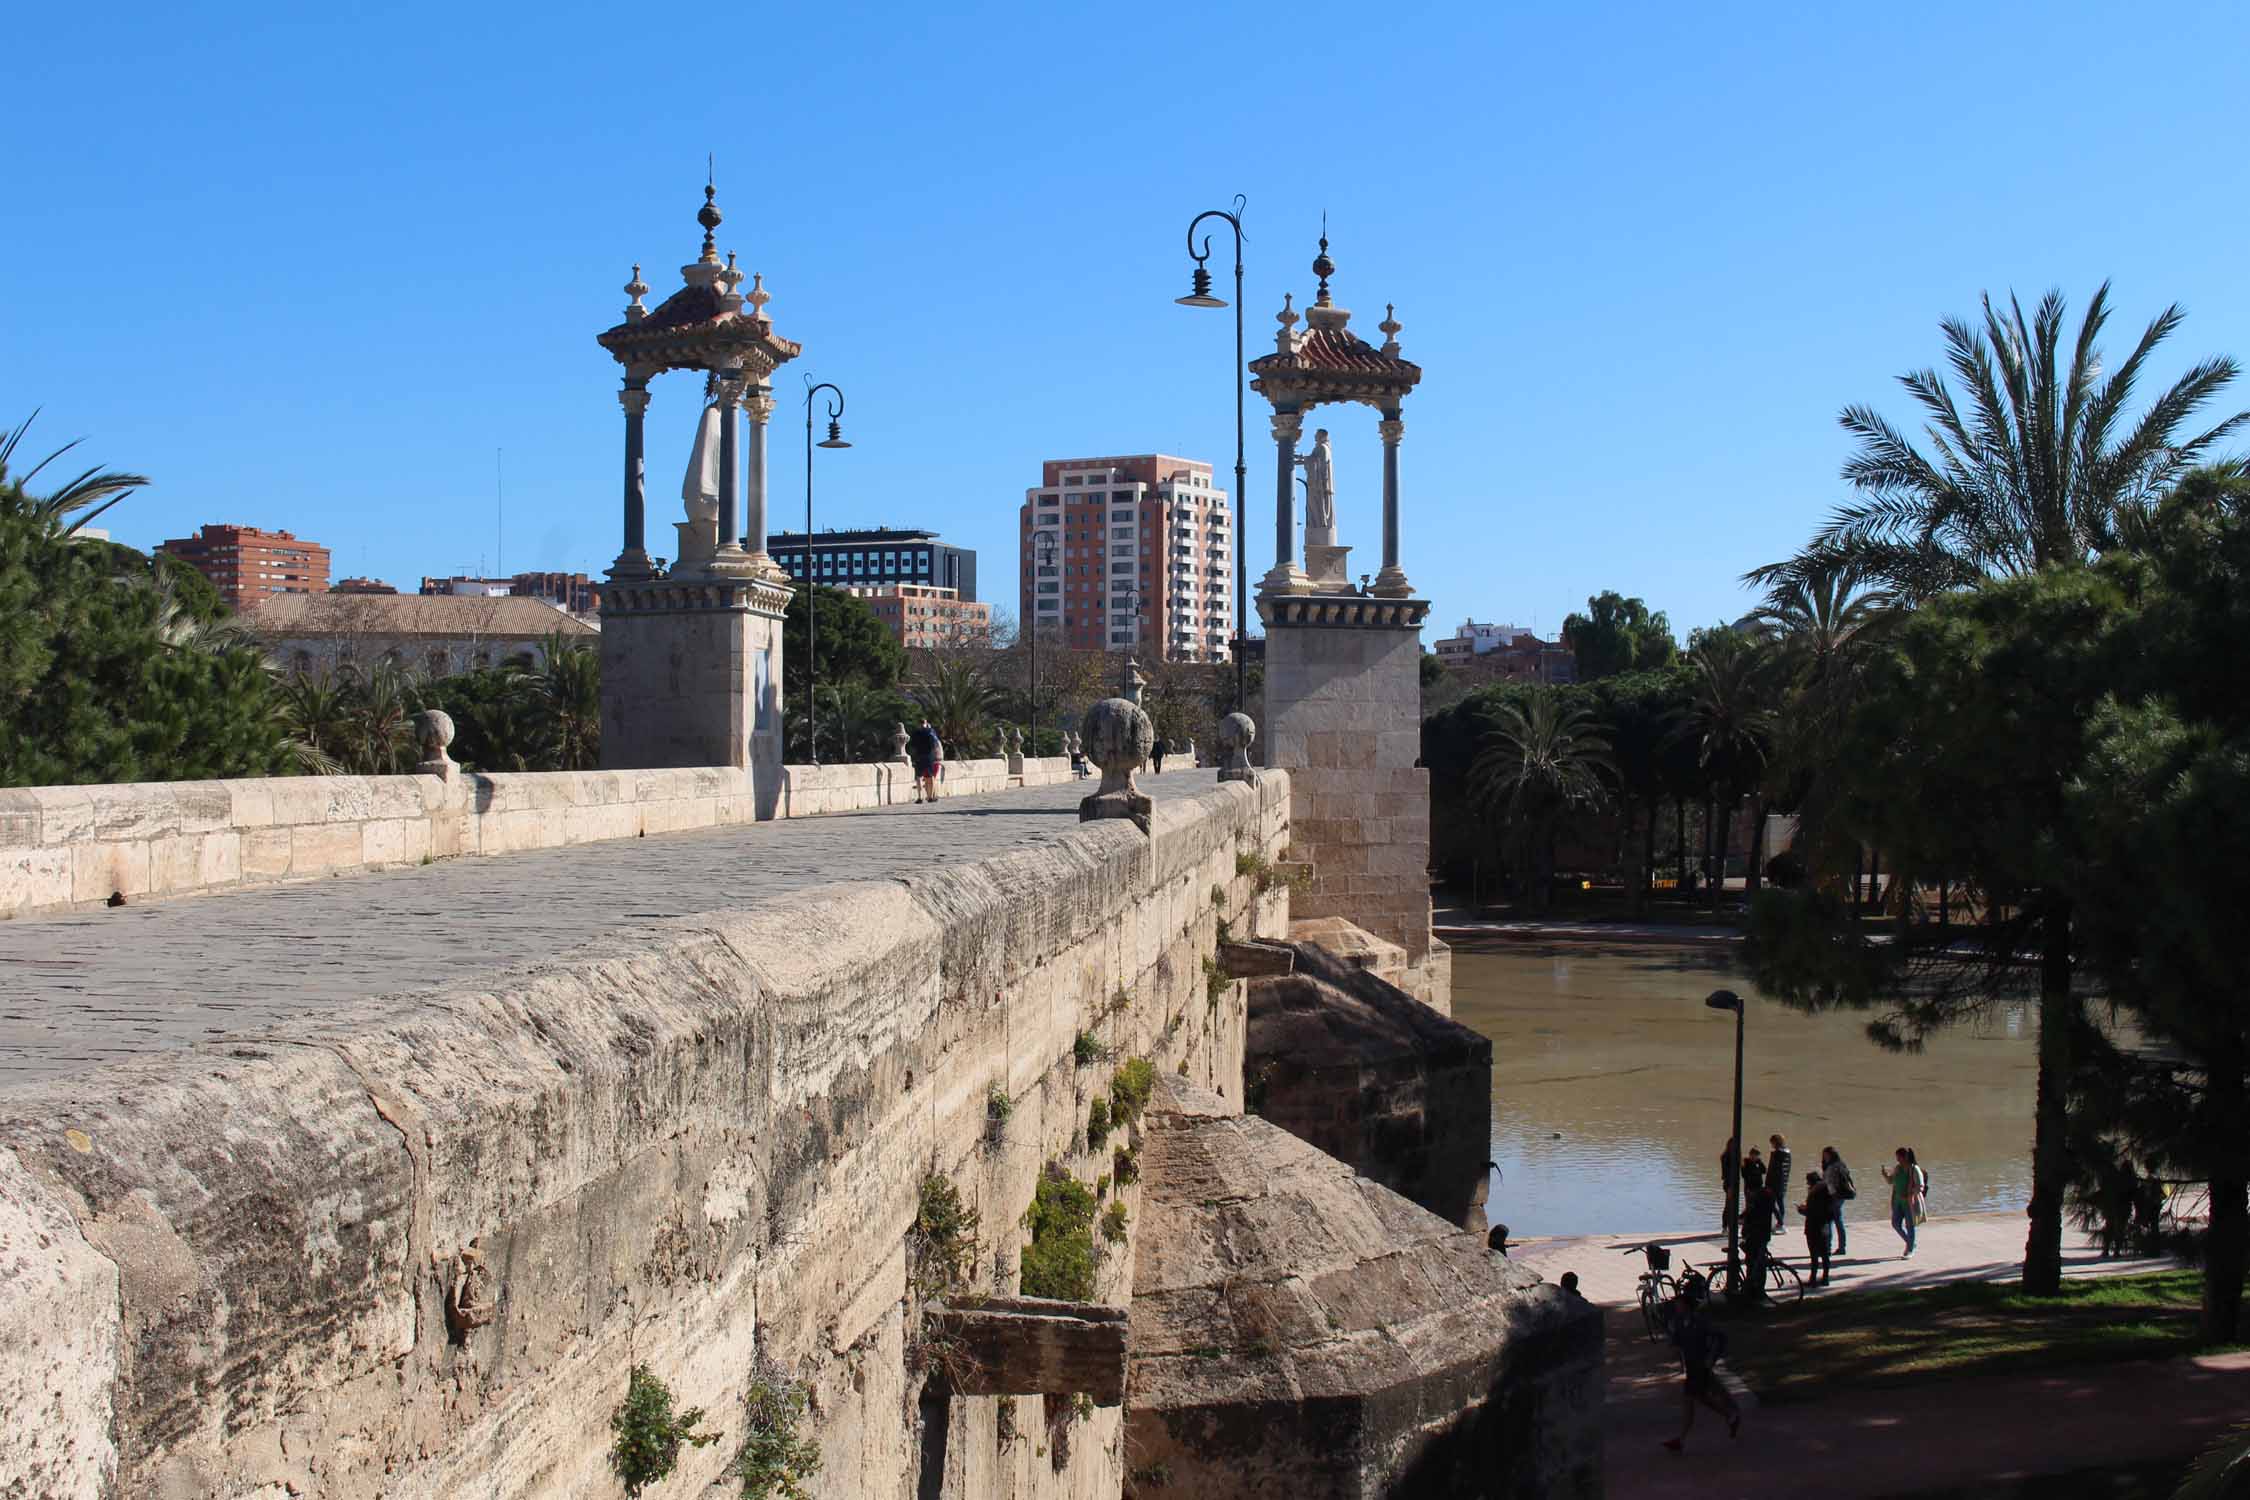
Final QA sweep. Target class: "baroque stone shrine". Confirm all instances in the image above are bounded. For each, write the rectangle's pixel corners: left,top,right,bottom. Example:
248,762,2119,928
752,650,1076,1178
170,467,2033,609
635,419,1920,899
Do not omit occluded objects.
1251,234,1445,1004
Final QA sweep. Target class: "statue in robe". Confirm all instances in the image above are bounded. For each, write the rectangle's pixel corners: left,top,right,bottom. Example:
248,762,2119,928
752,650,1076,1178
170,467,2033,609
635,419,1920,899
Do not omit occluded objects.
1296,428,1336,540
681,398,722,522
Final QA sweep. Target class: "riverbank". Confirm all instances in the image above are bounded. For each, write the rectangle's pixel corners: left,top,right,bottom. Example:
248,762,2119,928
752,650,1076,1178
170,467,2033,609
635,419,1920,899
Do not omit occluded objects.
1435,912,1743,946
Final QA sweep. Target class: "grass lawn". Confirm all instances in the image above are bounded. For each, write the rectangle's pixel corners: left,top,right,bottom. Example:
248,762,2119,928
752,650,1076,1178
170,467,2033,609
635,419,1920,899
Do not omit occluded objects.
1722,1270,2242,1403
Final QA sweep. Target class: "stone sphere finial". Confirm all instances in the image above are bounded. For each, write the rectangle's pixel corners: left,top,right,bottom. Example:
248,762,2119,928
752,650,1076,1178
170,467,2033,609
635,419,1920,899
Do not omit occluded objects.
1216,711,1257,784
1079,697,1155,832
414,708,458,782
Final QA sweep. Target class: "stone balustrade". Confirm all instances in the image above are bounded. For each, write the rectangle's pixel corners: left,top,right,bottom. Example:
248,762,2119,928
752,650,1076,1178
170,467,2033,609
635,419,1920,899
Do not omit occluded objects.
0,756,1081,919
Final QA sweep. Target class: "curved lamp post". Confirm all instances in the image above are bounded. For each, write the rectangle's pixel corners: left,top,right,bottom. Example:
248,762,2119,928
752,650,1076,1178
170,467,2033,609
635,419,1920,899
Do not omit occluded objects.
1707,988,1746,1296
802,380,850,765
1175,196,1248,711
1029,526,1059,753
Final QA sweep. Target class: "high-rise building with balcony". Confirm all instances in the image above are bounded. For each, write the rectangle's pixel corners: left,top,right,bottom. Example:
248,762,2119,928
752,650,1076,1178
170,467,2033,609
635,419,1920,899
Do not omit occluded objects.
156,524,331,611
767,526,977,601
1019,454,1232,662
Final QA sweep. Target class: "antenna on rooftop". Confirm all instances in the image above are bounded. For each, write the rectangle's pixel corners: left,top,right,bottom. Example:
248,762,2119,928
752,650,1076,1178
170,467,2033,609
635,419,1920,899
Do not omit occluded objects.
495,448,504,579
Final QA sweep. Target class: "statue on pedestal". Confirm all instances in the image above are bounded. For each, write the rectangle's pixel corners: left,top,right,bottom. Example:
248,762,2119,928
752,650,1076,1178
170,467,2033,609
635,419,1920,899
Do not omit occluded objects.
1296,429,1336,543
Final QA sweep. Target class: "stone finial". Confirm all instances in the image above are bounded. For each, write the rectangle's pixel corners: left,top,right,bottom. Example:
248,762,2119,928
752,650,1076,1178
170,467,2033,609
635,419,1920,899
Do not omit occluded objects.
1119,653,1147,705
414,708,458,783
697,183,723,255
1216,711,1256,784
1312,226,1334,306
1078,697,1155,833
1185,736,1197,766
1379,302,1402,356
747,271,771,319
1275,292,1299,353
892,722,911,764
720,251,745,309
624,263,650,322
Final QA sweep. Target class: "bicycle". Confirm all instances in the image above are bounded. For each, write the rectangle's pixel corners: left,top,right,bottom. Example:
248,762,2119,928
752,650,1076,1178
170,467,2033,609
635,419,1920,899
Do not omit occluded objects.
1621,1242,1682,1341
1743,1247,1807,1304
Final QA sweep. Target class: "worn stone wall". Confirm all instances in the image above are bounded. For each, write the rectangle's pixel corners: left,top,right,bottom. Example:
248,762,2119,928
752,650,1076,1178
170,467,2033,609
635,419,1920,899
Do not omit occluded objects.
0,773,1290,1498
1245,942,1493,1231
0,758,1081,920
1262,620,1443,1005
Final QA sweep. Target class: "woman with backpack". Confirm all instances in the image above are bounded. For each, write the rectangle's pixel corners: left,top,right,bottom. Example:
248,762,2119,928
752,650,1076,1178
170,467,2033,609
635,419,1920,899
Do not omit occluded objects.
1883,1146,1927,1258
1821,1147,1855,1255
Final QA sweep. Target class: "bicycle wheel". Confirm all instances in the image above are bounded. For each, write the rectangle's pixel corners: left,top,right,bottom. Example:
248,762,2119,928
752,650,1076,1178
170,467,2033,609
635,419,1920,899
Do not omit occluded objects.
1767,1257,1805,1302
1640,1281,1668,1342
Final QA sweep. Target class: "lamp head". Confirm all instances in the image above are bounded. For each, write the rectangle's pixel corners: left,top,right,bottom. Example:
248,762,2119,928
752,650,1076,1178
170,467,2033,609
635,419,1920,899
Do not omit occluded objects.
817,419,851,449
1705,989,1743,1012
1176,264,1226,308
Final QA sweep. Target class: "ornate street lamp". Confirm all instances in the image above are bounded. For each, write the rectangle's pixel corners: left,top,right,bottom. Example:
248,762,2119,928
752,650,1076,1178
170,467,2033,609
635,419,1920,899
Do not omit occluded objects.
1707,988,1747,1296
1029,526,1059,753
803,380,850,764
1175,196,1249,711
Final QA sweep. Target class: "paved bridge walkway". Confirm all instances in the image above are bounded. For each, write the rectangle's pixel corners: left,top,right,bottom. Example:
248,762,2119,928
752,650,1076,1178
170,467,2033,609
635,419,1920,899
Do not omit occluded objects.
0,769,1200,1088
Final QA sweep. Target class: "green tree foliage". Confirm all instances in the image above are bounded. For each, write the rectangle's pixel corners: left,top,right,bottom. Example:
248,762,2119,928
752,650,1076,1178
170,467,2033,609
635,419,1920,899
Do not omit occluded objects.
1677,627,1780,911
726,1367,821,1500
1561,591,1677,681
1585,668,1694,911
2062,469,2250,1343
1746,564,2132,1294
0,433,295,787
1465,689,1615,912
523,631,600,770
1749,284,2249,604
783,584,906,698
910,654,1002,759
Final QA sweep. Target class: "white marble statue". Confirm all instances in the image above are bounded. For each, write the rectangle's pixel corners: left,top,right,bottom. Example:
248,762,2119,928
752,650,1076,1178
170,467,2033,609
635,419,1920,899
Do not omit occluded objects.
682,400,722,521
1296,428,1336,541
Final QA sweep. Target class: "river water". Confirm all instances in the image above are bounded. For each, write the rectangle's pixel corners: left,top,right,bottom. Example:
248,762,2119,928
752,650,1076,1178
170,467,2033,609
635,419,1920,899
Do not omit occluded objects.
1453,941,2043,1238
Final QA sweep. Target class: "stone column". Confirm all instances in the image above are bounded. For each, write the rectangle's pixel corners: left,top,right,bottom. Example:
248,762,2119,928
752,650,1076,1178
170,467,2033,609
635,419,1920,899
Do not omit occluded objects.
613,381,652,577
1260,409,1312,595
743,386,777,570
1373,412,1411,597
712,375,748,570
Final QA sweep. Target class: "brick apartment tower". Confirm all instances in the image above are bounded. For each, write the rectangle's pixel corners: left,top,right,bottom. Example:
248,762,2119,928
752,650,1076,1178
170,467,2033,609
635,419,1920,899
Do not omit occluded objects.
1019,455,1232,661
156,524,331,611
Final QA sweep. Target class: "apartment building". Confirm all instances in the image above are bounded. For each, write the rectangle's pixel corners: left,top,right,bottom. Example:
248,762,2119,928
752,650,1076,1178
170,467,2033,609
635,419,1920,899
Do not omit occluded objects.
1018,454,1232,661
419,572,601,614
847,583,994,650
156,524,331,611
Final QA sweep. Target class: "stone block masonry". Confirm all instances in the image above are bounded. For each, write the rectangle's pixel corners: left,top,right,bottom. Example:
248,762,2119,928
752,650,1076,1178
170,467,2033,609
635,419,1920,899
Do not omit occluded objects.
0,772,1289,1498
0,756,1080,920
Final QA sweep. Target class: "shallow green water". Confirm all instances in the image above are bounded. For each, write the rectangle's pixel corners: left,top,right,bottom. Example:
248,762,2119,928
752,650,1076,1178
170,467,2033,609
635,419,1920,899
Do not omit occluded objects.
1452,941,2042,1238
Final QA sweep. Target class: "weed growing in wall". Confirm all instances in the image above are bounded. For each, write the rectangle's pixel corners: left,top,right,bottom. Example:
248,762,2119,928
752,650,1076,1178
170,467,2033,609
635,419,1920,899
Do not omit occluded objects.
910,1174,981,1297
726,1362,822,1500
1072,1030,1107,1066
1235,850,1266,881
609,1363,719,1498
1019,1164,1099,1301
1086,1095,1112,1148
1112,1145,1140,1187
1202,956,1228,1008
1110,1057,1156,1125
984,1086,1012,1150
997,1395,1020,1446
1101,1201,1129,1244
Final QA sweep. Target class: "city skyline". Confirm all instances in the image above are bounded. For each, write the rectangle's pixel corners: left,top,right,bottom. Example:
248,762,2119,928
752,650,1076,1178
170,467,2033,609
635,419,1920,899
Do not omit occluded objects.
9,4,2250,646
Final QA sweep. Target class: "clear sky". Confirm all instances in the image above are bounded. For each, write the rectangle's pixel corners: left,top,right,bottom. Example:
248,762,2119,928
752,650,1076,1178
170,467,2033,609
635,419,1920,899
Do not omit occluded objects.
8,2,2248,644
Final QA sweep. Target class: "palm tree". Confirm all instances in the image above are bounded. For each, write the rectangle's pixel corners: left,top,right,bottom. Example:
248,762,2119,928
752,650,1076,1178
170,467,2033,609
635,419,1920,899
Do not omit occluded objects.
911,656,1000,758
1466,690,1615,912
1676,629,1778,914
342,660,420,775
0,411,148,536
276,669,355,772
1753,562,1895,885
524,631,600,770
1749,284,2249,603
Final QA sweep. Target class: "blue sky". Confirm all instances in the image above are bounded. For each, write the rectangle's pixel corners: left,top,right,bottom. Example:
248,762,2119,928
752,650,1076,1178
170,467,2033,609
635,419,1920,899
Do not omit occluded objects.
8,2,2249,643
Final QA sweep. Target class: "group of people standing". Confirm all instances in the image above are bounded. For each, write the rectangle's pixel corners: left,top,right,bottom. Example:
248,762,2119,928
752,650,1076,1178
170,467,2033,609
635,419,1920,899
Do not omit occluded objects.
1722,1137,1930,1289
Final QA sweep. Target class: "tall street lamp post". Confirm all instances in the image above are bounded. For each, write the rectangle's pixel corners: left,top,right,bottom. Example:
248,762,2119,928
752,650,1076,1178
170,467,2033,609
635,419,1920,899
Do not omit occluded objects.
1175,196,1248,711
1028,527,1059,753
802,380,850,765
1707,988,1746,1296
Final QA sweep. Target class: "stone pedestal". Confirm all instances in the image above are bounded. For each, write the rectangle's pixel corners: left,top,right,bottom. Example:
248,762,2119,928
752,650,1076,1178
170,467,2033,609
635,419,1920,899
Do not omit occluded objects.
598,573,791,816
1260,590,1443,1003
1305,542,1353,589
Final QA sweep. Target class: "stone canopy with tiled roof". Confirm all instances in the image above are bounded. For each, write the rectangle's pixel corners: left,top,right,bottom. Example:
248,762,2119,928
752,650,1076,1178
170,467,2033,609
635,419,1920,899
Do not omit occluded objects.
1248,235,1421,411
595,186,803,380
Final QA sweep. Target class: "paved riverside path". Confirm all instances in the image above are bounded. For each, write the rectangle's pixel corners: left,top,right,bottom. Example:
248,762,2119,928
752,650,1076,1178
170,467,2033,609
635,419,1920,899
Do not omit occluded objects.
0,768,1184,1087
1514,1212,2248,1496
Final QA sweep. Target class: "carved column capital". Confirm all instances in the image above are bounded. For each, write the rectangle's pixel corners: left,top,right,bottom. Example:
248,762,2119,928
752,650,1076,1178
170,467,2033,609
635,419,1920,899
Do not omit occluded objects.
618,385,652,417
1377,417,1405,445
743,388,778,423
1269,410,1305,443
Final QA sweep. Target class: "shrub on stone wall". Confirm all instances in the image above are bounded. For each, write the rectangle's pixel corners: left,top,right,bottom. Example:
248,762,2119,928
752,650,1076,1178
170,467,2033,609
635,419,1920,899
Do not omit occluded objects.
609,1363,719,1497
910,1174,981,1296
726,1362,822,1500
1110,1057,1156,1124
1085,1096,1112,1148
1020,1164,1099,1301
